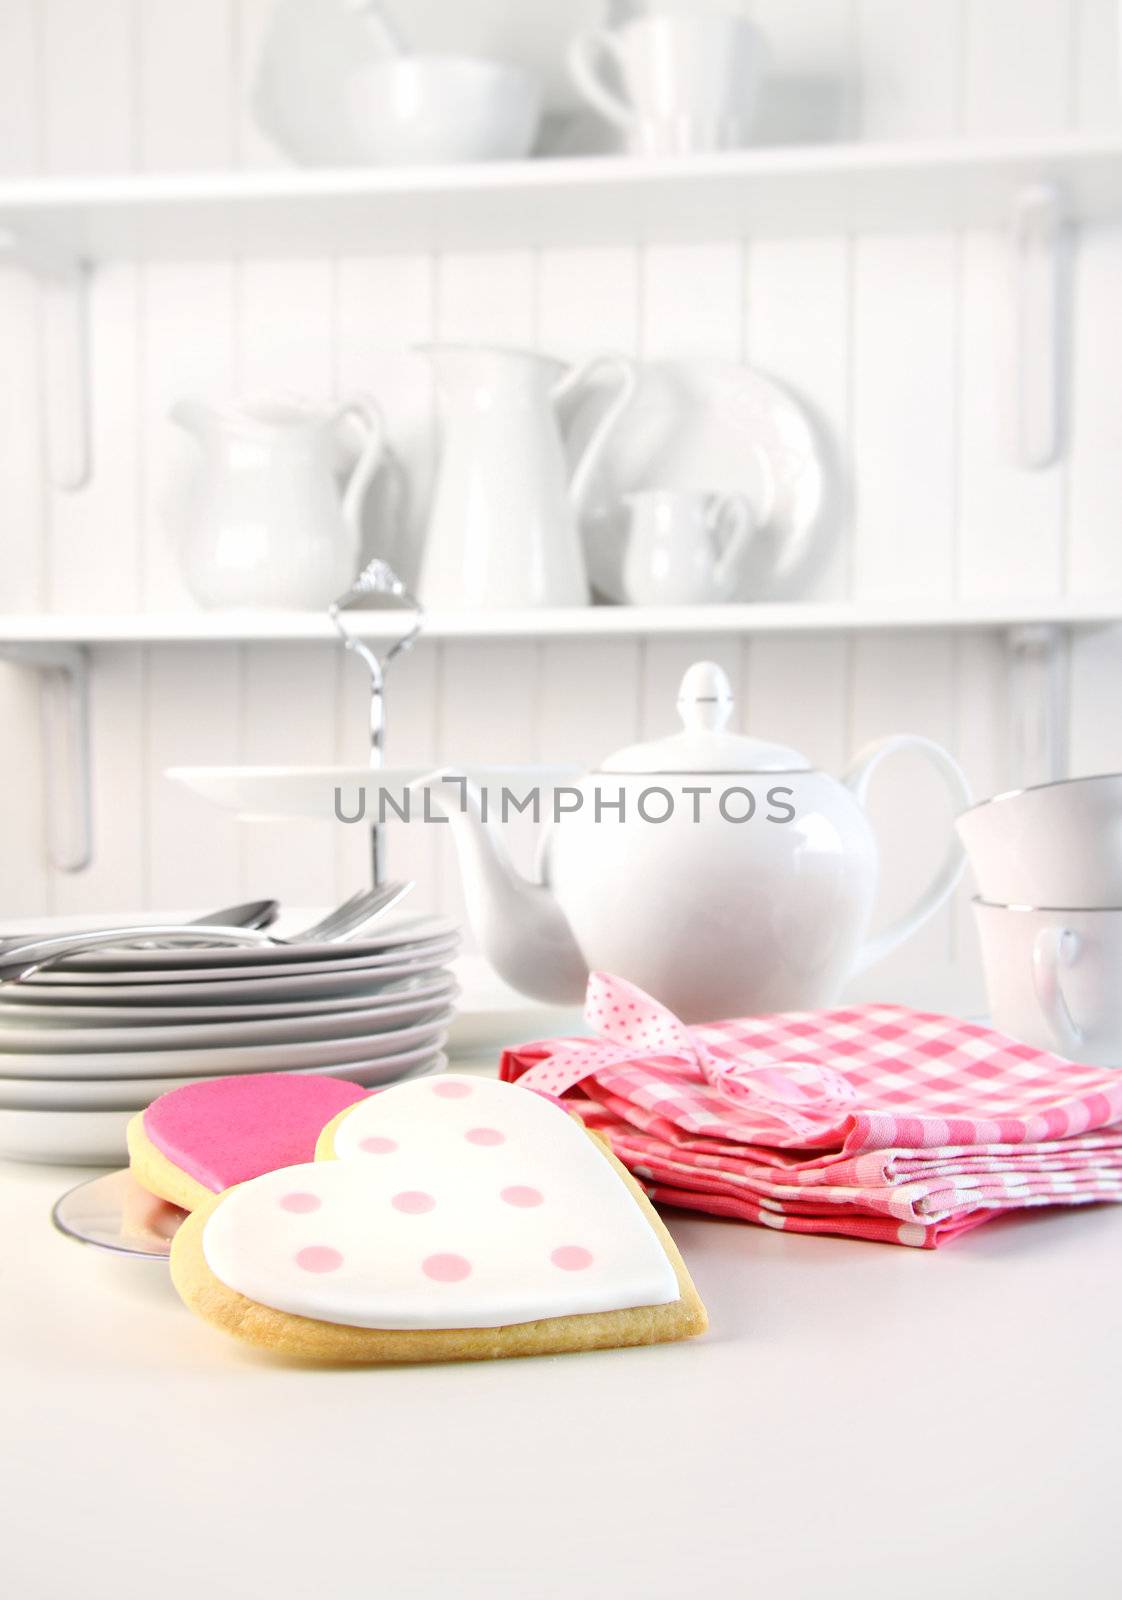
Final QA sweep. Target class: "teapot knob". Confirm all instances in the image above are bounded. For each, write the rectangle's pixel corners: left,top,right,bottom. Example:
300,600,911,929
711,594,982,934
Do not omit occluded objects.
677,661,734,733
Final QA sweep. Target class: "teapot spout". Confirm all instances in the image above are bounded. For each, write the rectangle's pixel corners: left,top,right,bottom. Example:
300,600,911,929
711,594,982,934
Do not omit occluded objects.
413,774,588,1005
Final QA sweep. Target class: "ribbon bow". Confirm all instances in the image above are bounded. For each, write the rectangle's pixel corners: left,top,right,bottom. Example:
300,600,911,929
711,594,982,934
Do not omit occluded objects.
519,972,858,1135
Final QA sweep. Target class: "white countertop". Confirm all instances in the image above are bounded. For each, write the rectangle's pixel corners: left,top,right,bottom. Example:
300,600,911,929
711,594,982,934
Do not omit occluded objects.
4,1156,1121,1598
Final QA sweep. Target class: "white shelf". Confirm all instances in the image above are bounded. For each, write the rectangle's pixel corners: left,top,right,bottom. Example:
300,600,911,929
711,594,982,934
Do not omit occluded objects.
0,135,1119,260
0,598,1118,645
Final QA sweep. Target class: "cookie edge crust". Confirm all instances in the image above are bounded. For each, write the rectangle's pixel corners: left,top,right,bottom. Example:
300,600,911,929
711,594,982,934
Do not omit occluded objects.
127,1113,213,1215
170,1116,707,1363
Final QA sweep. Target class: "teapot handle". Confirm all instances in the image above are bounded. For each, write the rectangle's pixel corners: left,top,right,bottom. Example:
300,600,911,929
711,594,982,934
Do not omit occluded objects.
333,394,387,537
845,735,972,975
552,354,638,515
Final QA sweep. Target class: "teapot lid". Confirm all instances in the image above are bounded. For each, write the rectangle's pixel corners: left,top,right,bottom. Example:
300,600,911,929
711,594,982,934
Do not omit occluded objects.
600,662,812,774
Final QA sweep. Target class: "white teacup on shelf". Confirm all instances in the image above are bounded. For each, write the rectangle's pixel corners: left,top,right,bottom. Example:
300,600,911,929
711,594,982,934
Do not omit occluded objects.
619,489,756,606
973,898,1122,1066
568,11,769,157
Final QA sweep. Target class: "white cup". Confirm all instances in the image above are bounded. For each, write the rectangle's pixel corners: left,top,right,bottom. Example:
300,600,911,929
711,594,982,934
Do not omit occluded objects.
957,772,1122,908
973,898,1122,1065
620,489,755,605
568,11,769,157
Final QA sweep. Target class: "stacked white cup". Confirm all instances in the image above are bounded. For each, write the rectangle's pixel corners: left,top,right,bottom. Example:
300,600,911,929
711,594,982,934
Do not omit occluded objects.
958,775,1122,1064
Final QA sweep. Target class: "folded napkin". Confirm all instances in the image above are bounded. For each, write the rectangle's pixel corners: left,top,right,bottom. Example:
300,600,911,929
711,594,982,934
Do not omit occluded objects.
500,974,1122,1248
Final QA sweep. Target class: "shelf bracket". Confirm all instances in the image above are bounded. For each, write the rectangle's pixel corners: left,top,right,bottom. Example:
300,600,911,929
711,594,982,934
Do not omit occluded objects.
0,643,91,873
1011,184,1066,471
0,227,91,491
1006,624,1068,790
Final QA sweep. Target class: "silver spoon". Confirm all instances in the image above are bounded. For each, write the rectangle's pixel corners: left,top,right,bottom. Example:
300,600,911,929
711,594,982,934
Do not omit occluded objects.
0,881,412,985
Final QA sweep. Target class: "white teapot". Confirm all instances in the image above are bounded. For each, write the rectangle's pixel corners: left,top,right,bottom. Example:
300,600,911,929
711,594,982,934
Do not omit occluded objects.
421,662,971,1022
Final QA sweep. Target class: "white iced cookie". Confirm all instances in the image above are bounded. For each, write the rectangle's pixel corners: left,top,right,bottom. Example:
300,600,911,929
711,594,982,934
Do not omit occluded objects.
170,1074,707,1363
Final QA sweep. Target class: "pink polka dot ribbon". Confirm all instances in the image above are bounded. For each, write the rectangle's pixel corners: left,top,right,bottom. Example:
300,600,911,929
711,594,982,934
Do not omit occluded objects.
518,971,858,1135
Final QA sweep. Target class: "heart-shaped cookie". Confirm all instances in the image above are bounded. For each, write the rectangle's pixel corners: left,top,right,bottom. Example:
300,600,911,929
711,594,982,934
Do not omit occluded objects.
170,1073,706,1362
128,1073,369,1213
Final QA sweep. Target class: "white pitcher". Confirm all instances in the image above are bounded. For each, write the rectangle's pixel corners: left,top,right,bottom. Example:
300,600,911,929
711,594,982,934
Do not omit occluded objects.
620,488,756,605
171,395,387,609
417,345,637,609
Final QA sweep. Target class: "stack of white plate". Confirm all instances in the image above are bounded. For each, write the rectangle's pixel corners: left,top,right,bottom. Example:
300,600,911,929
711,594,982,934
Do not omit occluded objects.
0,913,459,1165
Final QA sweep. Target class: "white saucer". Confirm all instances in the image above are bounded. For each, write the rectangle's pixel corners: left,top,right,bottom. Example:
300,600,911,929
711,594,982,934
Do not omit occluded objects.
0,969,454,1025
0,1039,447,1112
0,1009,453,1081
0,988,455,1055
22,1053,447,1169
19,912,457,973
11,944,458,1003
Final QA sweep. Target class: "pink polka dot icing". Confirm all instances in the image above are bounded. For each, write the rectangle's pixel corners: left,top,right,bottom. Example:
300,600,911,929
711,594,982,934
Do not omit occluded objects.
142,1072,368,1195
422,1252,471,1282
200,1075,681,1331
296,1245,343,1273
433,1081,472,1099
359,1136,397,1155
551,1246,594,1272
280,1192,321,1214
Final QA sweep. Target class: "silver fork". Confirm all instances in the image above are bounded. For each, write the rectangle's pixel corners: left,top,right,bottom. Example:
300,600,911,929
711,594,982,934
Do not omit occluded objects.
0,882,414,985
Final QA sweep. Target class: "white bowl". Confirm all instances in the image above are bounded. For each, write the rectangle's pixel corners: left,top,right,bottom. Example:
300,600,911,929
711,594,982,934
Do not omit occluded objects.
957,772,1122,908
342,56,542,165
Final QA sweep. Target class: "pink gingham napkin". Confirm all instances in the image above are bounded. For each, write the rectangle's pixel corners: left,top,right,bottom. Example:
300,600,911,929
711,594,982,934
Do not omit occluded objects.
499,973,1122,1248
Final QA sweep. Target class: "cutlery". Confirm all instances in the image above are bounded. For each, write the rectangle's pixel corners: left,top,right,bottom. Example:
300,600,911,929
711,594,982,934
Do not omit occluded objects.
0,882,413,986
196,900,279,930
0,898,279,951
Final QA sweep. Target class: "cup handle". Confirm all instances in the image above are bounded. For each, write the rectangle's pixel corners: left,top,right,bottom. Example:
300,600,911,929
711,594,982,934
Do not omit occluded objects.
1032,926,1084,1055
553,353,639,514
567,29,635,129
710,494,754,587
846,734,972,974
333,394,387,538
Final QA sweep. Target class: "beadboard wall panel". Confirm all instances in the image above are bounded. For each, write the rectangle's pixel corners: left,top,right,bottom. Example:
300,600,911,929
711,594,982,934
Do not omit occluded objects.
51,645,146,917
0,0,1119,1020
1069,225,1122,596
957,229,1065,599
744,234,850,601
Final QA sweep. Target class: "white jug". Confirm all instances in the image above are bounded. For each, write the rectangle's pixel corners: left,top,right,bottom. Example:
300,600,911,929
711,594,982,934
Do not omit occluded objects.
620,488,756,605
417,345,637,609
171,395,387,609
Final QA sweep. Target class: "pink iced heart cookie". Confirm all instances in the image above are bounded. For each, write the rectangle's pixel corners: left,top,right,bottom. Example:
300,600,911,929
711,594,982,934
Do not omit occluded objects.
127,1073,369,1214
170,1074,707,1362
